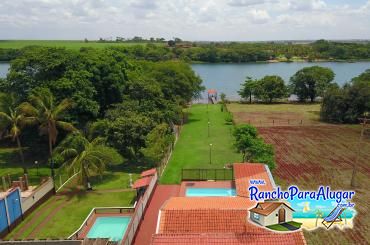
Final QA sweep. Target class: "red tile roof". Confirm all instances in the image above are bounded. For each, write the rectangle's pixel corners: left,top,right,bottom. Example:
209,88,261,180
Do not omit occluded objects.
207,89,217,94
159,197,258,234
132,176,152,189
233,163,274,197
151,232,307,245
141,168,157,177
249,202,294,216
162,197,254,210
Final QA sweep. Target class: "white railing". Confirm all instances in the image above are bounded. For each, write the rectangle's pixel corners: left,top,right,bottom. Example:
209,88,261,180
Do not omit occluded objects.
121,172,158,245
68,205,137,240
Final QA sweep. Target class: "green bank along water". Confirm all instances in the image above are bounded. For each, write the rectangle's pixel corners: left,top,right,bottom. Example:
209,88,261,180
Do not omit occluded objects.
1,62,370,100
191,62,370,100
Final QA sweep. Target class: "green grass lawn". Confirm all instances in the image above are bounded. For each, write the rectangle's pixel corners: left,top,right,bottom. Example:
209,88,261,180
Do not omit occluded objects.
160,104,241,184
0,147,50,187
267,221,302,231
0,40,164,50
6,191,136,239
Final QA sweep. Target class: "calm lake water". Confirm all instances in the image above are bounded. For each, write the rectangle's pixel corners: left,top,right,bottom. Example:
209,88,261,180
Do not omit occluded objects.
0,62,9,78
2,61,370,100
192,62,370,100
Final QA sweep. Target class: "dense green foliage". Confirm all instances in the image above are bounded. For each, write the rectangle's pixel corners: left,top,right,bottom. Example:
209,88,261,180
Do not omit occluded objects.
239,75,287,103
238,77,257,103
54,132,122,188
321,69,370,123
0,46,203,167
290,66,335,102
254,76,287,103
233,124,275,169
1,39,370,62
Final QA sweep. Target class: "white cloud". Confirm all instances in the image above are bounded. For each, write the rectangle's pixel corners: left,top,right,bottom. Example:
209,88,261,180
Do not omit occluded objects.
228,0,272,7
248,9,271,24
0,0,369,40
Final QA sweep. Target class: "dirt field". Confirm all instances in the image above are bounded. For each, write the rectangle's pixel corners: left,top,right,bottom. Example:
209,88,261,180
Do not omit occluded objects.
227,103,370,244
228,103,323,126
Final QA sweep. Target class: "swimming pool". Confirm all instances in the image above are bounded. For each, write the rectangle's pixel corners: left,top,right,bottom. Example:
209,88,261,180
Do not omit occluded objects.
87,216,131,241
186,188,236,197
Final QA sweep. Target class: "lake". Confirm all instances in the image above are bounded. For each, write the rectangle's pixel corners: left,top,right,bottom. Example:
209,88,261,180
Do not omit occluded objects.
191,62,370,100
0,62,10,78
2,61,370,100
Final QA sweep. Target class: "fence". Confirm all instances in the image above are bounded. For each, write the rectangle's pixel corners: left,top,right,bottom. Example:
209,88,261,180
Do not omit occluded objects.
54,168,79,191
0,188,22,237
245,119,318,127
68,207,136,240
21,178,54,214
156,123,182,177
181,168,234,181
121,172,158,245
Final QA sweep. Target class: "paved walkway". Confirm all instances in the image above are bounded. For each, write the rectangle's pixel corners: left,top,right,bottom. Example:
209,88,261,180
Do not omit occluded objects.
280,222,300,231
133,185,180,245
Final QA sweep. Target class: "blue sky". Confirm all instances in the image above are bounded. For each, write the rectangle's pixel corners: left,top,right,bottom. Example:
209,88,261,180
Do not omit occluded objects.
0,0,369,41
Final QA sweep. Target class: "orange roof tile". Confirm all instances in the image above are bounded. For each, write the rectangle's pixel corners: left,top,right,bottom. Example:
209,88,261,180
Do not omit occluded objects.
233,163,274,197
159,209,254,234
151,232,307,245
132,176,152,189
249,202,294,216
161,197,254,210
159,197,261,234
207,89,217,94
141,168,157,177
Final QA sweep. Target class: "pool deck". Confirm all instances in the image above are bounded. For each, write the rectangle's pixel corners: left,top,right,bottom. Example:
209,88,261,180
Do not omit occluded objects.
77,213,132,240
178,181,235,196
133,185,180,245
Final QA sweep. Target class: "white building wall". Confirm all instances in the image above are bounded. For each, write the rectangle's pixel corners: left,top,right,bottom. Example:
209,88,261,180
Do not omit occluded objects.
264,204,294,226
250,204,294,227
21,178,54,213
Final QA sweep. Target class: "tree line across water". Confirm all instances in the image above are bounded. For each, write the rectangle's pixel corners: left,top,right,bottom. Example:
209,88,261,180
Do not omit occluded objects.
1,39,370,62
238,66,370,124
0,46,203,187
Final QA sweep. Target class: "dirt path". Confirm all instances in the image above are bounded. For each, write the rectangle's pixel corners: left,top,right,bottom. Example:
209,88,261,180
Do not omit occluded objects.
27,198,71,239
11,196,60,239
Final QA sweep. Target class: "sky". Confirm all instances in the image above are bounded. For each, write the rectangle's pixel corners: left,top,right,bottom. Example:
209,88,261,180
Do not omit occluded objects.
0,0,369,41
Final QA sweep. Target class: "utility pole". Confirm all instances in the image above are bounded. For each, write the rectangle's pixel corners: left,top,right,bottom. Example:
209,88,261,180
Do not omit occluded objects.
350,116,369,188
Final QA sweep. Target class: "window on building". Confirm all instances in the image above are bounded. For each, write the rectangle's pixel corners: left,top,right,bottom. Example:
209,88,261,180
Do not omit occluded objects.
253,213,260,220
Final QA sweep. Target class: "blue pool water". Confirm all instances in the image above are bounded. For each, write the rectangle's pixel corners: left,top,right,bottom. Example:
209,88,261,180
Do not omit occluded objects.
186,188,236,197
87,216,131,241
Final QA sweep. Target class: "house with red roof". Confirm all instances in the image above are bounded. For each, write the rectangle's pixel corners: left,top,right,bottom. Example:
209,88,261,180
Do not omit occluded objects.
149,163,306,245
249,201,295,227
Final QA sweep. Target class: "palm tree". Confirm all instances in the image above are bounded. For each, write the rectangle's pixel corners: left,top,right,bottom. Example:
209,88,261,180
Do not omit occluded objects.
20,89,76,158
0,93,36,173
315,209,324,227
54,132,122,189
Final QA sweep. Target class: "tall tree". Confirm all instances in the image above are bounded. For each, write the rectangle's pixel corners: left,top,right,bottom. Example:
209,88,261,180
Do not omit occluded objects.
54,132,122,189
290,66,335,102
0,93,35,173
20,88,76,158
239,76,257,103
254,75,287,103
320,69,370,123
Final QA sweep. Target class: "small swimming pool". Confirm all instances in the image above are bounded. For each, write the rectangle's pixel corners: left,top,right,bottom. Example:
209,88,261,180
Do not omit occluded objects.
87,216,131,241
186,188,236,197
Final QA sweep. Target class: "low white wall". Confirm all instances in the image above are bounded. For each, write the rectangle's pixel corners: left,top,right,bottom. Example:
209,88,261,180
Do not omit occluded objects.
21,178,54,214
264,204,293,226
